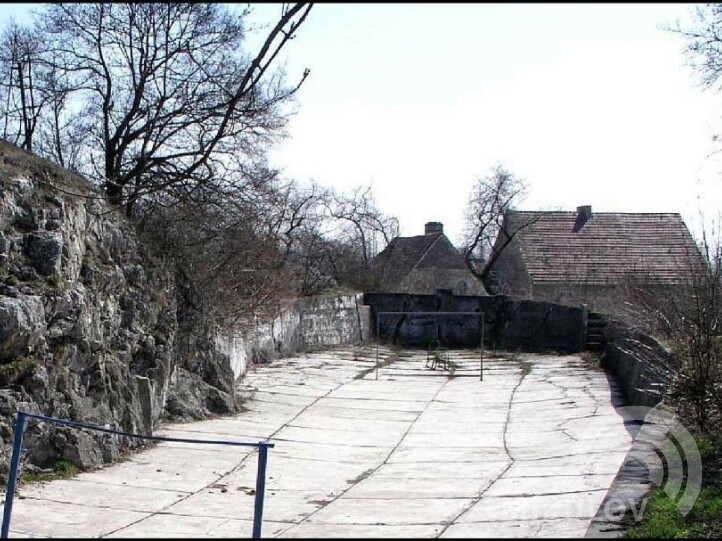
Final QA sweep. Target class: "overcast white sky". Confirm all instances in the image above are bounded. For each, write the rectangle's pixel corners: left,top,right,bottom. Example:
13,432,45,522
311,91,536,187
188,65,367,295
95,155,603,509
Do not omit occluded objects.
2,3,722,245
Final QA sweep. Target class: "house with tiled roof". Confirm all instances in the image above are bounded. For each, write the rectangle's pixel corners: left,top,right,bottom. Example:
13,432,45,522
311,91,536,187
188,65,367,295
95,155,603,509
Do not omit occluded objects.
486,205,704,312
372,222,487,295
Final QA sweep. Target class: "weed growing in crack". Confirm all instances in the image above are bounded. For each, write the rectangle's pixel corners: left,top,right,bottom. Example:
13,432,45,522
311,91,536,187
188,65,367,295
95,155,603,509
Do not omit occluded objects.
346,468,375,484
519,360,533,378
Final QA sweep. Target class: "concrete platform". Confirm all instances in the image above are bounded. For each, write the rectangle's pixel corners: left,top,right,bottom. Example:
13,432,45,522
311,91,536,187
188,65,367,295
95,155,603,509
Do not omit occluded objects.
6,347,632,538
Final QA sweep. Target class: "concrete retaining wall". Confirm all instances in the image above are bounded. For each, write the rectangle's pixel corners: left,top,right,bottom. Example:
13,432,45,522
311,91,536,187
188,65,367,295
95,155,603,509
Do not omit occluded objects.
600,318,677,409
587,320,679,537
217,293,370,379
363,290,586,352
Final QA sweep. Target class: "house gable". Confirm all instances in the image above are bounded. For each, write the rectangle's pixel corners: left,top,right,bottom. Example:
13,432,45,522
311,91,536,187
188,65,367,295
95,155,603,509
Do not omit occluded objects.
373,233,441,289
414,234,467,271
373,222,486,295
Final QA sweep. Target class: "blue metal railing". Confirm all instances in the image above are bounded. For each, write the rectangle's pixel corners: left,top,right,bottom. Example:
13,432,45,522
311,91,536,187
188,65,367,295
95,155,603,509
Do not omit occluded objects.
1,411,274,539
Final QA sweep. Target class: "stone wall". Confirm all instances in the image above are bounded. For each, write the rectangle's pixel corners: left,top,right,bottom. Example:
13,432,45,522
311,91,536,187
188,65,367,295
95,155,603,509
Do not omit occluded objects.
363,290,586,352
218,293,370,379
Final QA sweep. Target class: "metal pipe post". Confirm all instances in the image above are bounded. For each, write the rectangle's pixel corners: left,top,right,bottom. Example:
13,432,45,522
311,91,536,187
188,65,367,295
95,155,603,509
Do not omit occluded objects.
252,444,270,539
375,316,380,380
480,316,485,382
2,412,27,539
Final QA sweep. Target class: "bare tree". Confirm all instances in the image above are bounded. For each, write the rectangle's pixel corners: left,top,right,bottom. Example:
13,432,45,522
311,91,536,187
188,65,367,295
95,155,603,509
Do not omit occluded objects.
677,225,722,432
137,171,299,326
0,20,45,152
256,182,400,295
251,178,335,295
31,2,312,215
34,52,85,171
326,185,399,266
462,164,538,291
671,4,722,90
624,221,722,433
266,181,329,264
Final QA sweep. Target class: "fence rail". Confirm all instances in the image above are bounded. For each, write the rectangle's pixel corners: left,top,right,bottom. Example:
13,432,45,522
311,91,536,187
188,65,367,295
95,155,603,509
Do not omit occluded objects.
1,412,275,539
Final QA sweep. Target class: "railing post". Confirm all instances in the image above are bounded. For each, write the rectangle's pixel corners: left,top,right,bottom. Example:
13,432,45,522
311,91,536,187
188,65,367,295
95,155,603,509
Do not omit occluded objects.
2,412,28,539
375,315,380,380
480,315,485,382
252,444,270,539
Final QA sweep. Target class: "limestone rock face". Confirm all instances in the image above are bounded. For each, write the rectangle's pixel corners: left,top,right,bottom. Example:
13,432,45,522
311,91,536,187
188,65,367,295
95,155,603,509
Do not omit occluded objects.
0,140,237,475
0,295,46,359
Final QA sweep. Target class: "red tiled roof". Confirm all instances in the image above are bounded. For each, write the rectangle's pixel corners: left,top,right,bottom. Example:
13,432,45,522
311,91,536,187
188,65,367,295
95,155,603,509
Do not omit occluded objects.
506,211,703,285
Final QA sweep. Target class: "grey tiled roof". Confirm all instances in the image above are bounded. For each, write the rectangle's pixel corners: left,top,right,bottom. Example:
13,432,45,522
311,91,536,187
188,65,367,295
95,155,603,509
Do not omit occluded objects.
374,233,467,288
506,211,703,285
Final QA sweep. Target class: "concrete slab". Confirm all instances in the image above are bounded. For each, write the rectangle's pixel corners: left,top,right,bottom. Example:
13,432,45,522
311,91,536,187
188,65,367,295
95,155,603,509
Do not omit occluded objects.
6,347,634,539
209,518,297,538
224,456,374,491
407,420,509,434
371,461,510,480
70,459,229,493
314,397,427,413
286,414,410,434
457,491,609,522
270,440,394,463
273,425,404,447
418,408,509,425
510,440,631,461
165,488,332,522
278,523,443,537
506,452,629,477
244,395,316,410
442,518,591,538
388,445,509,463
161,418,274,439
343,475,493,499
400,431,506,449
9,498,151,537
104,512,230,538
483,473,618,497
306,497,474,525
18,478,189,512
304,404,419,422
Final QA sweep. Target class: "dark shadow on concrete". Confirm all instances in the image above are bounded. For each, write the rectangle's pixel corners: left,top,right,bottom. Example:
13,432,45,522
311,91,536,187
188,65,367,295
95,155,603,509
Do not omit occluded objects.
585,369,664,538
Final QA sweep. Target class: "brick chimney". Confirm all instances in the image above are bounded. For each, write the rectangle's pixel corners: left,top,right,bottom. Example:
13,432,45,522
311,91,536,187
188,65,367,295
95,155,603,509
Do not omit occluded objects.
573,205,592,232
425,222,443,235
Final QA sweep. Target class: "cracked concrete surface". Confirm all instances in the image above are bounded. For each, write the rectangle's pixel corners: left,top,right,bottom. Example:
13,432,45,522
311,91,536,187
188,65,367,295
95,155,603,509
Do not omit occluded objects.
7,347,633,538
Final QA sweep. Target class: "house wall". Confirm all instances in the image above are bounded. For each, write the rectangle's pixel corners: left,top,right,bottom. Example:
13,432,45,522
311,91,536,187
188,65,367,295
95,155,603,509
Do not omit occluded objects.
398,268,487,296
530,283,685,323
531,283,620,313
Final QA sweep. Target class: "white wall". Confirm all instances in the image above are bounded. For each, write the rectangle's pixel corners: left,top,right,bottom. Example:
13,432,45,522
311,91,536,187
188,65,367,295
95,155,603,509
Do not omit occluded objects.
215,293,370,379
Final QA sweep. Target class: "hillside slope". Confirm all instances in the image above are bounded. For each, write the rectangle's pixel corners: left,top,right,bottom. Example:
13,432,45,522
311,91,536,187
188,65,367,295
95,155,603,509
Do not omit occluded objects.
0,140,237,473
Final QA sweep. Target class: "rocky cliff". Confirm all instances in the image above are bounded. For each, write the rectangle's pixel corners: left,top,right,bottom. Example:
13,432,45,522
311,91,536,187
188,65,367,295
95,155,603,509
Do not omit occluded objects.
0,140,237,473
